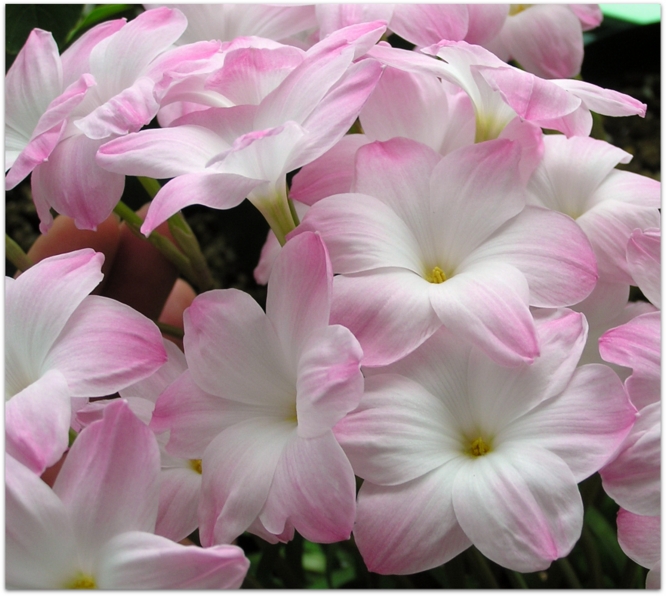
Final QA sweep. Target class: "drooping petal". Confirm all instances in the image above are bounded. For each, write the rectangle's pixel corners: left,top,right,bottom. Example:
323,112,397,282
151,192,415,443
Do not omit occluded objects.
6,249,103,392
141,171,265,236
53,399,161,568
453,445,583,572
31,134,125,232
296,324,363,439
354,461,471,575
6,454,79,589
502,363,636,482
5,369,71,475
43,295,167,397
259,431,356,543
96,531,249,589
198,419,293,545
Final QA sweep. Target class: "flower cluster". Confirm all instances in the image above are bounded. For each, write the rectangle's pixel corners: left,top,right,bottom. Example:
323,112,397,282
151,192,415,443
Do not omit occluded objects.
5,4,660,589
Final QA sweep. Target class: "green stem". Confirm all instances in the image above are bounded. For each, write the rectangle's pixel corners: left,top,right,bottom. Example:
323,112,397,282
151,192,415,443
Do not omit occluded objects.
138,176,162,199
113,201,201,289
168,212,216,291
556,557,583,589
581,523,603,588
468,547,499,589
508,570,529,589
6,235,33,272
155,321,185,339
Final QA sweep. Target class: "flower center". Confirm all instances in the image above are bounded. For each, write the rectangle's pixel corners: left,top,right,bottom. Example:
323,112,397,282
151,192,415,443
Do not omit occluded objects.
426,266,447,284
66,573,96,589
469,437,491,457
509,4,532,16
189,459,203,474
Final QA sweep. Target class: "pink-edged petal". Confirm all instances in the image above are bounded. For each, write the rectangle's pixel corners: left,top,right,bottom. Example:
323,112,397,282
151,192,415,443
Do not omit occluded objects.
465,4,508,44
141,172,266,235
289,134,370,205
88,7,187,101
6,74,96,189
570,4,603,30
290,58,383,171
627,227,661,307
353,138,441,253
617,510,661,572
501,5,584,79
600,401,660,516
430,261,538,366
354,461,471,575
259,431,356,543
335,373,464,486
6,454,79,589
296,324,363,439
429,138,525,265
267,231,331,359
151,370,230,459
296,193,426,275
389,4,469,46
316,4,394,39
453,445,583,572
465,308,588,434
5,29,62,148
184,289,294,406
503,363,636,482
599,311,661,409
97,531,249,589
31,134,125,232
552,78,647,118
155,467,202,542
6,249,103,392
330,269,442,367
43,295,167,397
465,205,598,307
53,399,160,564
577,200,661,284
199,419,293,545
97,125,232,178
5,369,71,475
120,338,186,403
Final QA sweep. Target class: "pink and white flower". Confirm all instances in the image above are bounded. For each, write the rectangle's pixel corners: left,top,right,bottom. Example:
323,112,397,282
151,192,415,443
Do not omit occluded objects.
151,232,363,546
617,509,661,589
5,249,167,475
6,399,249,589
335,308,635,574
297,137,597,367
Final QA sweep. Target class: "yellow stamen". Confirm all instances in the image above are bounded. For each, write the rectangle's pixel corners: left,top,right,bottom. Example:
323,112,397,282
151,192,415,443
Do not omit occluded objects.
469,437,491,457
426,266,447,284
66,574,96,589
189,459,202,474
509,4,531,16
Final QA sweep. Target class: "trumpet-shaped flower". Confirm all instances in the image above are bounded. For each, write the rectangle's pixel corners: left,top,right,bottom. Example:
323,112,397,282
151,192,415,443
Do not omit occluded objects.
335,309,635,574
97,22,385,244
151,232,363,546
6,399,249,589
5,249,167,474
296,137,597,367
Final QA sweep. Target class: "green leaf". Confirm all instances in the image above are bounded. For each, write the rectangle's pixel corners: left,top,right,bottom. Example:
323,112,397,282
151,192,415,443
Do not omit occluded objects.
65,4,134,44
6,4,83,56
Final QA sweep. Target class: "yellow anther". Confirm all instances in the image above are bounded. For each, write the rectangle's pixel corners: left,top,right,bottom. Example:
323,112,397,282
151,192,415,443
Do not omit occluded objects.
66,574,96,589
189,459,203,474
509,4,531,16
469,437,490,457
426,266,447,284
